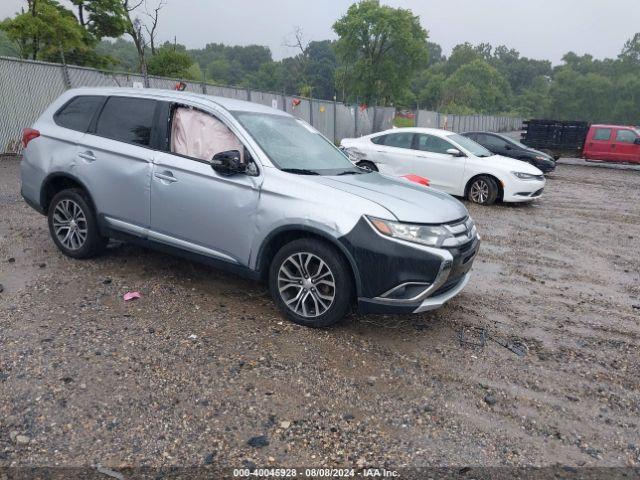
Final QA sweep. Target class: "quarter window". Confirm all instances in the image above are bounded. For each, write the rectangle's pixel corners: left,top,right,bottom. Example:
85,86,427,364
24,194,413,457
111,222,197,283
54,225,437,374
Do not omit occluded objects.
593,128,612,141
416,134,454,154
95,96,157,146
54,96,104,133
383,132,415,149
615,129,637,143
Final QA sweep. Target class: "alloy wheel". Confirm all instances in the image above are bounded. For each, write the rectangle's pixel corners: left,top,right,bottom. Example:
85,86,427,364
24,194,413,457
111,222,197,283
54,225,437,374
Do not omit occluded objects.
277,252,336,318
52,199,88,250
470,179,490,204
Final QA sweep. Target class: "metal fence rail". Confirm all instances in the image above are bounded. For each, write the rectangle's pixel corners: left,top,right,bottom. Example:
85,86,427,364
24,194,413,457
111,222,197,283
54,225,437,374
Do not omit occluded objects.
0,56,523,154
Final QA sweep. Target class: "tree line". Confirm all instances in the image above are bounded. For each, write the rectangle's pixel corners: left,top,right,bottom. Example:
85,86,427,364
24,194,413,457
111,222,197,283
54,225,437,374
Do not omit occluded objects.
1,0,639,125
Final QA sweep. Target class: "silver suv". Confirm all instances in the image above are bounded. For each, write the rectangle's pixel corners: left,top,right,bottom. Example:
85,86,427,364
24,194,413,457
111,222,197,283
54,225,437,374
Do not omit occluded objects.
20,88,480,327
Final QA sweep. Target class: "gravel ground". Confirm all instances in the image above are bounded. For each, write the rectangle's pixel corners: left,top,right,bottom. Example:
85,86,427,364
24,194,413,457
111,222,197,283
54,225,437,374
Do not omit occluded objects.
0,156,639,472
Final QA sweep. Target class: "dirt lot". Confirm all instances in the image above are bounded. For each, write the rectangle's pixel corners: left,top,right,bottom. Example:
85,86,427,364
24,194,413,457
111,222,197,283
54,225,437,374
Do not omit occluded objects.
0,156,639,472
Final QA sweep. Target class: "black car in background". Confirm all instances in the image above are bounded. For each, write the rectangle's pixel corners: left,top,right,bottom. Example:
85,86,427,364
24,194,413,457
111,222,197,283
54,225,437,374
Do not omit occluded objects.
462,132,556,173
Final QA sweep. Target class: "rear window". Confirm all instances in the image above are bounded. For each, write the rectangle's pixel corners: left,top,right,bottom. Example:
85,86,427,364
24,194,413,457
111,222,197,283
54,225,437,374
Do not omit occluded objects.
95,96,157,146
54,96,104,132
593,128,612,141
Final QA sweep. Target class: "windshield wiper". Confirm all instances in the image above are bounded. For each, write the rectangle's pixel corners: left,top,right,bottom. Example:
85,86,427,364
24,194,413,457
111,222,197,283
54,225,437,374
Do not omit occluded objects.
281,168,320,175
337,170,365,175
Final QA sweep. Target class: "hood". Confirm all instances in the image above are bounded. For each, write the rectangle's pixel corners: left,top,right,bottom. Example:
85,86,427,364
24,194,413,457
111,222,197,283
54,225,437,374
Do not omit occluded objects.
488,155,544,175
308,172,469,224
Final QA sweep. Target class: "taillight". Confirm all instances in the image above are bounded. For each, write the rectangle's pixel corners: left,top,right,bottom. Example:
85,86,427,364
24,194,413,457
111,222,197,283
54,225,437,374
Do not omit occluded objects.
22,128,40,148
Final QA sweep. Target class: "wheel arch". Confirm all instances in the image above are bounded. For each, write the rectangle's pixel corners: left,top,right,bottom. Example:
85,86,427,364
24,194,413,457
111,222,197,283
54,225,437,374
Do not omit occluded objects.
464,173,504,202
40,172,97,214
255,225,362,296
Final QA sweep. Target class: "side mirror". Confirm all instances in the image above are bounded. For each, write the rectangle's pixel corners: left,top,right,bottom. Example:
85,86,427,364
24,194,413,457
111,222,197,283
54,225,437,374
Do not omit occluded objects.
504,144,513,150
446,148,464,157
211,150,246,175
634,137,640,145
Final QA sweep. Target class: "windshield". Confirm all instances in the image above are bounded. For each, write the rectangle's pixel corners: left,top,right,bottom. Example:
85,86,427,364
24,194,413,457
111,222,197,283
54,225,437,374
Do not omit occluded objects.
448,133,493,158
500,135,530,150
233,112,362,175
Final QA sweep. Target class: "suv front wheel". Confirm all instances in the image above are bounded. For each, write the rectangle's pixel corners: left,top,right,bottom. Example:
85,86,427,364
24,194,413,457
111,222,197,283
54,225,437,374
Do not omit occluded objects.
47,189,107,259
269,239,353,327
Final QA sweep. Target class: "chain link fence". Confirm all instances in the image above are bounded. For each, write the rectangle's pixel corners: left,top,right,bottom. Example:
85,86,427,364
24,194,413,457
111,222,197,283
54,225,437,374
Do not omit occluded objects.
0,56,523,154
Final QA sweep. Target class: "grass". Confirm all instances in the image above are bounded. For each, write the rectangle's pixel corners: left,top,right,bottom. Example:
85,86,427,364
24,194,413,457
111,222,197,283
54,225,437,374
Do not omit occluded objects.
392,117,416,128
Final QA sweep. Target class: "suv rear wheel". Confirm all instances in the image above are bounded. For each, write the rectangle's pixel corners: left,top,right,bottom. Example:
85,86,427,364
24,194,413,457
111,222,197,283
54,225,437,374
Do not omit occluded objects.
47,189,107,258
269,239,353,327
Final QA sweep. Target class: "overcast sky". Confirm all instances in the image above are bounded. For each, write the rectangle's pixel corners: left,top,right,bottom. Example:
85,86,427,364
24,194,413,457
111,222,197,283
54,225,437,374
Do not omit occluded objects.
1,0,637,64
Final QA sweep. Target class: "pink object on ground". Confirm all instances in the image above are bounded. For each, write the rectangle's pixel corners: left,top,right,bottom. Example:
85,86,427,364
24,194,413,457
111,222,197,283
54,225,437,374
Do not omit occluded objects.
401,174,430,187
123,291,142,301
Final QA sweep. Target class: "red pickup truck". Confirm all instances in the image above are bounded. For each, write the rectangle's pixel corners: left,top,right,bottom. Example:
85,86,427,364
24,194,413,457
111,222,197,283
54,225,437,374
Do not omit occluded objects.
521,120,640,164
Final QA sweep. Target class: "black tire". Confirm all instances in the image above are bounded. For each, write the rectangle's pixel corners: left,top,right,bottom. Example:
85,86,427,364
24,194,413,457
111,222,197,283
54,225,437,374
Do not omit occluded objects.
269,238,353,328
356,160,378,172
47,188,107,259
467,175,499,206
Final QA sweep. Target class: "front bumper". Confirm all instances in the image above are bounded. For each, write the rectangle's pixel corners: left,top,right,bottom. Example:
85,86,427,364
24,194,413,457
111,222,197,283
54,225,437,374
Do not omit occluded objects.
340,217,480,315
413,273,471,313
503,178,546,202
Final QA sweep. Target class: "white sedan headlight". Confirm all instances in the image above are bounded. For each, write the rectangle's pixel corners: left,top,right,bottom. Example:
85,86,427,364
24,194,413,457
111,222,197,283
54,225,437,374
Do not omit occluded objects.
344,147,366,162
512,171,541,180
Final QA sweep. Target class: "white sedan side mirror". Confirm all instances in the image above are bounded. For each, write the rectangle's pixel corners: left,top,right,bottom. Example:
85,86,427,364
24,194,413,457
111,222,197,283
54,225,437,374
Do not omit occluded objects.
446,148,463,157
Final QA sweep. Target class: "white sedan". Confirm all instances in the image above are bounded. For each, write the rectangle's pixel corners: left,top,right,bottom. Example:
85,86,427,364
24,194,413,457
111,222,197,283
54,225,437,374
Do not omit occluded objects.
341,128,546,205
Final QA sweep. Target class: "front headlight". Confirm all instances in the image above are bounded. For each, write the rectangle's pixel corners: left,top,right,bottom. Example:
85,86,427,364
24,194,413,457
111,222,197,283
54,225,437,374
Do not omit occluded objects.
368,216,454,248
344,147,366,162
512,171,540,180
534,155,550,161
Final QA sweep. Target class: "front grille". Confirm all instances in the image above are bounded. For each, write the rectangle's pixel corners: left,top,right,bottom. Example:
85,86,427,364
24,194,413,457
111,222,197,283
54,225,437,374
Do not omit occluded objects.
442,217,477,248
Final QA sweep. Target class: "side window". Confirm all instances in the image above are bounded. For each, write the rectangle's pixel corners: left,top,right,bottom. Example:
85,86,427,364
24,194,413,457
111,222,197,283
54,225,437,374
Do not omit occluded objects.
593,128,612,141
615,129,637,143
54,96,104,133
170,106,244,163
384,132,414,149
371,135,387,145
483,135,508,149
95,96,157,146
416,134,454,154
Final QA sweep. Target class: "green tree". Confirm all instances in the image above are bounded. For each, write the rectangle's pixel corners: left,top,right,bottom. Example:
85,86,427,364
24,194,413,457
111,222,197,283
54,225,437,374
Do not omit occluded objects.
444,43,481,75
96,37,138,70
70,0,127,39
1,0,87,61
0,29,19,56
513,75,551,118
333,0,428,104
442,59,512,113
548,68,613,122
147,44,195,79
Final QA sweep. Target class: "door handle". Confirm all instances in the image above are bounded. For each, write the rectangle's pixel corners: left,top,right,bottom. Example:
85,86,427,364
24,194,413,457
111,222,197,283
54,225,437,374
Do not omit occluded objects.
154,171,178,183
78,151,96,162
